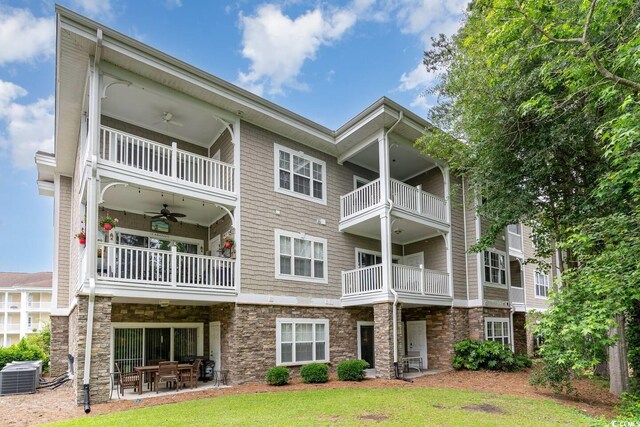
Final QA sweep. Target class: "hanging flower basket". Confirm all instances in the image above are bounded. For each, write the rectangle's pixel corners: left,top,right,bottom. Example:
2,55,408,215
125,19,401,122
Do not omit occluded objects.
75,229,86,246
224,238,234,249
99,212,119,231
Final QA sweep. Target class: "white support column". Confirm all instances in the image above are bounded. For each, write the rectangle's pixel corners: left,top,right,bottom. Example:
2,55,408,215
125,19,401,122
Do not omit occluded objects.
20,290,28,338
86,177,99,281
87,60,101,158
505,226,515,352
378,134,393,294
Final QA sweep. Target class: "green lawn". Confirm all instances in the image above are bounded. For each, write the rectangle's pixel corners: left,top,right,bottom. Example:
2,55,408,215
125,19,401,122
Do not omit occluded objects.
51,388,596,426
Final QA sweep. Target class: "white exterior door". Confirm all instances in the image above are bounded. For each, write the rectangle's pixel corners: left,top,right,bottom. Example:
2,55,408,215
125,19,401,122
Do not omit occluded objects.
403,252,424,268
209,322,221,370
406,320,428,369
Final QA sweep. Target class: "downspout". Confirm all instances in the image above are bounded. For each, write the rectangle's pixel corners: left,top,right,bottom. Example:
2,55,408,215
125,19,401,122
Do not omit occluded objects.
83,28,103,414
384,111,406,380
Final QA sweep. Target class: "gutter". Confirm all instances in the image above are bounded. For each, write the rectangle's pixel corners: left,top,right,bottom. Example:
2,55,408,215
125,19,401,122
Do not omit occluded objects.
383,111,409,381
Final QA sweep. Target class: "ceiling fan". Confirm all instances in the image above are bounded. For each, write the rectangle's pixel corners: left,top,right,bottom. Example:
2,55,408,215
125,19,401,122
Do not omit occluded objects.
153,111,184,128
145,204,186,222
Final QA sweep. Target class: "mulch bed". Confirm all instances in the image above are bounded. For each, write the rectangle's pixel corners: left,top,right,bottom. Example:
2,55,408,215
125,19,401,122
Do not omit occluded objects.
0,369,619,426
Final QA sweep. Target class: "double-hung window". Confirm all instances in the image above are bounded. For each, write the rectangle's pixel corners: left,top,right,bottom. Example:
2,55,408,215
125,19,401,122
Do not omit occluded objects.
535,271,549,298
485,318,510,346
275,144,326,204
276,318,329,365
276,230,327,283
483,249,507,287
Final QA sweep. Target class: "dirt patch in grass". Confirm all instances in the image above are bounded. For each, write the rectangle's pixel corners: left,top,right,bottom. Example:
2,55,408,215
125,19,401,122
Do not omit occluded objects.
0,369,618,426
358,413,389,422
462,403,506,414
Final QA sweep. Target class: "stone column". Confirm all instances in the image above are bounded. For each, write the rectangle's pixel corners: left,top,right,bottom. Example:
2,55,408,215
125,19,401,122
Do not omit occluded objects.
373,302,397,379
49,315,69,376
74,295,112,405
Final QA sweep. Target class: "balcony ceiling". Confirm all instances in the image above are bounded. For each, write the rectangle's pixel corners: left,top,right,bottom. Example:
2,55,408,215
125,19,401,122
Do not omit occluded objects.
344,215,441,245
100,179,228,226
101,75,228,147
348,139,436,182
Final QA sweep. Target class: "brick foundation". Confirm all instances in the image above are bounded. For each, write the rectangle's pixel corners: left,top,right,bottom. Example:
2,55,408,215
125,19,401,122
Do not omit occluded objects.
50,315,69,376
373,303,396,379
513,312,527,355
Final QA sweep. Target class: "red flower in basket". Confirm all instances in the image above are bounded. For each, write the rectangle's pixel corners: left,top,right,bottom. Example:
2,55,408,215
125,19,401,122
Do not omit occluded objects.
99,212,119,231
224,238,234,249
75,229,86,246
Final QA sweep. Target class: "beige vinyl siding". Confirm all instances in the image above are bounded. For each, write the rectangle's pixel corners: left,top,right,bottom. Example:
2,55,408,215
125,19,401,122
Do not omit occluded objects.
239,121,392,298
210,128,233,164
463,180,479,300
484,285,508,301
522,224,551,310
406,168,445,198
405,236,446,271
450,176,468,299
57,176,72,309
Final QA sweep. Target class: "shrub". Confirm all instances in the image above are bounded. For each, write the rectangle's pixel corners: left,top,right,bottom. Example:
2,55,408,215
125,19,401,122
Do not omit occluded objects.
266,366,290,386
0,339,47,371
452,339,530,372
300,363,329,384
616,392,640,421
337,359,369,381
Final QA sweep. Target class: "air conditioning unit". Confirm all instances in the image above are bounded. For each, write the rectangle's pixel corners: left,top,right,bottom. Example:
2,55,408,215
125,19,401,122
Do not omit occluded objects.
6,360,42,378
0,365,38,396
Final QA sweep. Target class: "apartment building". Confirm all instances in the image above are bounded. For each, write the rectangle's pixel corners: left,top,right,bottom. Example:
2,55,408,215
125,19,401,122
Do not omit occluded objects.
36,7,553,404
0,273,52,346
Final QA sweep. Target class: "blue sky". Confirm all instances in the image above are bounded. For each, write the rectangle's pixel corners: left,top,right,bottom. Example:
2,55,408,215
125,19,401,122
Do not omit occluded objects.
0,0,466,272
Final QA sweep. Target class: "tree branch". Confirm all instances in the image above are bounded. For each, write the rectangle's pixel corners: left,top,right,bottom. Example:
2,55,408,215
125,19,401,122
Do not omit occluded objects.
514,0,640,93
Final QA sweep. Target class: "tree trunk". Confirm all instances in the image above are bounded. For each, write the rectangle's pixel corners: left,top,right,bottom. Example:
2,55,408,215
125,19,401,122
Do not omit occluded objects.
609,314,630,395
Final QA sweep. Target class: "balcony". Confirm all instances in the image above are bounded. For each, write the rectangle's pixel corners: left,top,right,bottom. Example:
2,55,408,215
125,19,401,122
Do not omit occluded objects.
340,178,448,226
99,126,235,195
4,323,21,333
96,243,236,293
510,286,525,305
27,302,51,311
342,264,451,300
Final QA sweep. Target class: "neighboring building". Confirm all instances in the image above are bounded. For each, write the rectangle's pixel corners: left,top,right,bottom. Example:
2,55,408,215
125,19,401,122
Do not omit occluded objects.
0,272,52,346
36,7,554,404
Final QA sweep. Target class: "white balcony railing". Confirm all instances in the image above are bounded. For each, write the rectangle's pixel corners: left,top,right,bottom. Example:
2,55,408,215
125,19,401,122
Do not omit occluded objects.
27,302,51,310
510,286,525,304
390,179,447,223
99,126,235,193
340,179,382,219
342,264,451,298
342,264,383,296
340,178,447,224
392,264,450,297
5,323,21,332
97,243,236,291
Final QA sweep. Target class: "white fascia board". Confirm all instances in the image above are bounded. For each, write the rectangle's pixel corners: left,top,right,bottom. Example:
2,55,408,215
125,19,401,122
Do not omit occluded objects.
38,181,55,197
237,293,342,308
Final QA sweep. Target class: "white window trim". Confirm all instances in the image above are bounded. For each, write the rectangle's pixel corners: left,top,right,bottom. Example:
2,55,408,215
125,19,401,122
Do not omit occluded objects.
273,144,327,205
276,318,330,366
353,175,370,190
483,248,508,289
110,322,205,369
354,248,401,268
484,317,510,345
534,270,550,299
275,229,328,284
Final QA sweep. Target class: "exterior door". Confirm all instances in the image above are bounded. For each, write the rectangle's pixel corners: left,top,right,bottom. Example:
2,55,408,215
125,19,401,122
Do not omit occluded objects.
209,322,221,370
406,320,428,369
403,252,424,268
358,322,375,368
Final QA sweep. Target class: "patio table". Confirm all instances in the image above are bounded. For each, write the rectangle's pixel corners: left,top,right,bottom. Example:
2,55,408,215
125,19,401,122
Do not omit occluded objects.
134,363,193,395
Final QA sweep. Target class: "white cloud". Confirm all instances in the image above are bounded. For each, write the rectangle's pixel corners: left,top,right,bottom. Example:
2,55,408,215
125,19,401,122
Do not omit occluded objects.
237,4,357,96
0,80,54,169
398,62,437,92
395,0,467,45
70,0,114,20
163,0,183,10
0,7,55,65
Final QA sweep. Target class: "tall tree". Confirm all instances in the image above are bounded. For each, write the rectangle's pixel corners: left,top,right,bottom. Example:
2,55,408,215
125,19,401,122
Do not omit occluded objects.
419,0,639,394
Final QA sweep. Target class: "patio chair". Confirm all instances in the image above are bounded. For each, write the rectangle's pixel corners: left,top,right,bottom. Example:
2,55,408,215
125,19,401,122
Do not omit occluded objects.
145,359,166,390
115,363,140,395
155,361,180,393
181,358,201,389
